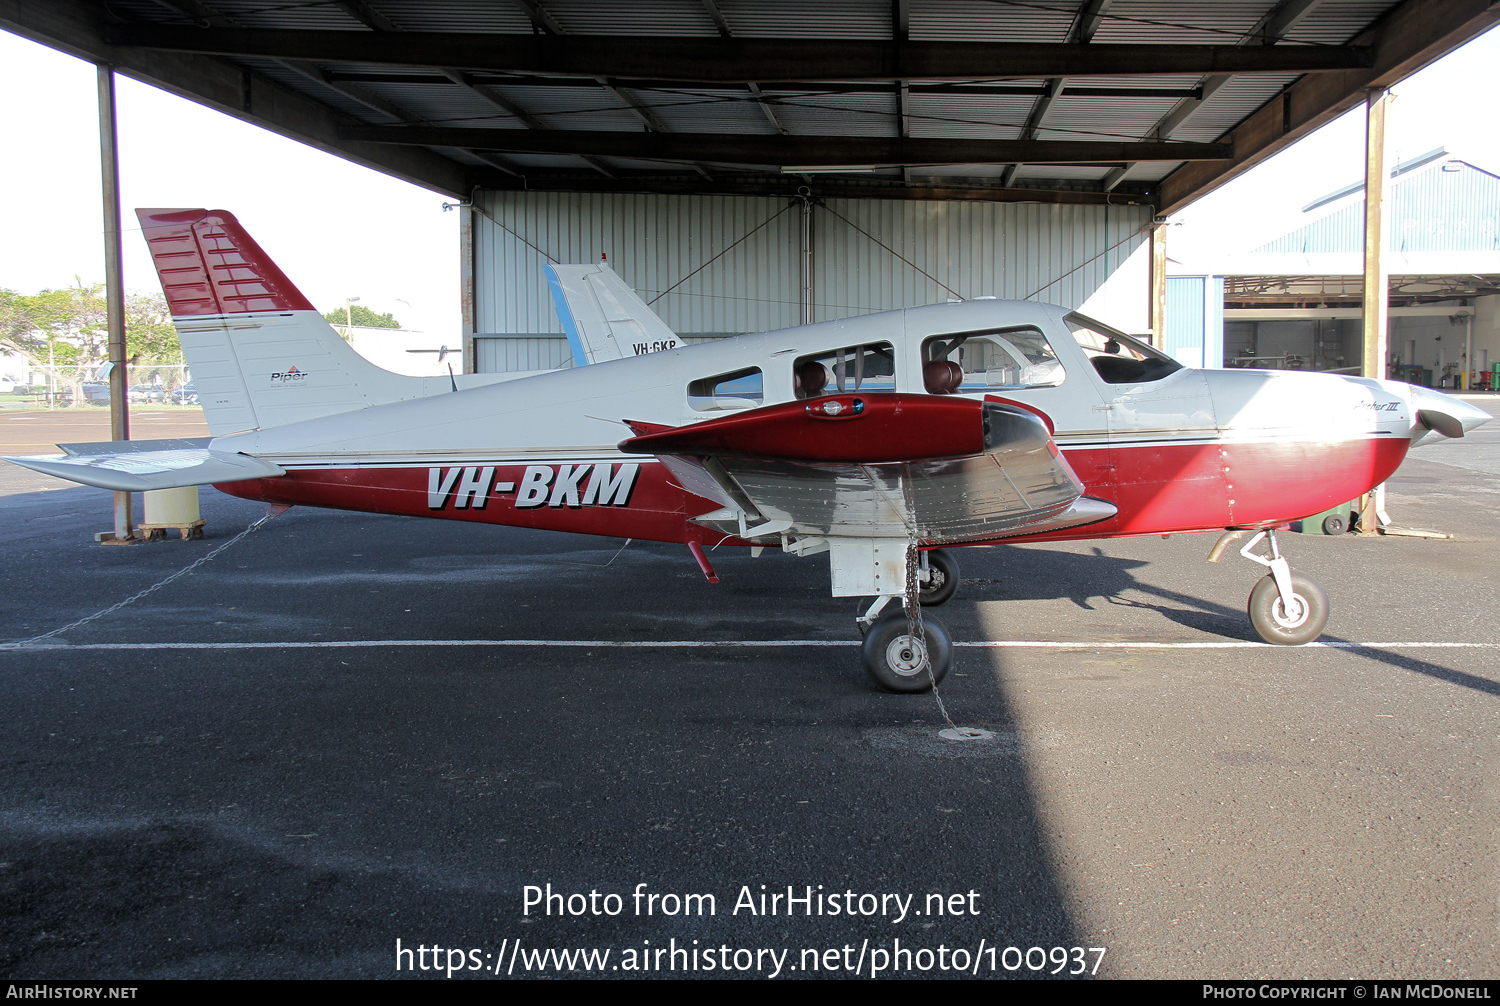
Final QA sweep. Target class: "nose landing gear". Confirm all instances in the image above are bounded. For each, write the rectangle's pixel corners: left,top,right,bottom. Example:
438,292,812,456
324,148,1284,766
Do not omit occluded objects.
1212,529,1330,645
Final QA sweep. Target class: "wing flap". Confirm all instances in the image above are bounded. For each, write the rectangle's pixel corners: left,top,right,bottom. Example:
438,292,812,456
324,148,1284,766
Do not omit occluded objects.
631,396,1106,544
4,439,285,492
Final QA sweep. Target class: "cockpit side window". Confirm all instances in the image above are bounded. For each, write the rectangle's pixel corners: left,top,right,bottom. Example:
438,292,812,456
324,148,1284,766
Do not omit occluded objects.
921,327,1065,394
793,342,896,399
688,367,763,412
1066,313,1182,385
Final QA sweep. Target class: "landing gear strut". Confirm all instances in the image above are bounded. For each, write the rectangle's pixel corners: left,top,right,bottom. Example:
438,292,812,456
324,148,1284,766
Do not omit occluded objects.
1229,530,1330,645
856,542,956,692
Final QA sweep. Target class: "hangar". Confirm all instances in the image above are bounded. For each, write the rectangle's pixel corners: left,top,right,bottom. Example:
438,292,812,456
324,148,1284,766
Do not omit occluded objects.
4,6,1500,979
1168,147,1500,386
6,0,1499,390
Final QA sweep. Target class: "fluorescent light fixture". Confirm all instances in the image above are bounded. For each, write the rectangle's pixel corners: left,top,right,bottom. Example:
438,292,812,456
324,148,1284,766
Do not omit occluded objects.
780,165,879,174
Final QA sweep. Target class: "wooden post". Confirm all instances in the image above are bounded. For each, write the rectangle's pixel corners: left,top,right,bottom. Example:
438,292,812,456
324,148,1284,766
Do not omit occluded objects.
1149,221,1167,346
1362,89,1390,381
1359,88,1391,536
98,64,133,543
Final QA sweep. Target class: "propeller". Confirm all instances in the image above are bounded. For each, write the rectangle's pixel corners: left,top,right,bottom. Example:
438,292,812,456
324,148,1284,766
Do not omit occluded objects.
1417,409,1464,439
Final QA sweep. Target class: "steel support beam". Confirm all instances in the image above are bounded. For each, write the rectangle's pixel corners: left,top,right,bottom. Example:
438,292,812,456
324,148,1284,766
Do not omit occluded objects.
97,64,133,542
1160,0,1500,215
321,74,1204,98
1116,0,1325,195
460,204,476,375
470,173,1149,205
343,126,1231,166
105,27,1373,81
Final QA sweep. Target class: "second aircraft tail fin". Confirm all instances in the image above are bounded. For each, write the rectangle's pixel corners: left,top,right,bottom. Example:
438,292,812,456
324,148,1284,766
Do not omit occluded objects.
544,259,681,366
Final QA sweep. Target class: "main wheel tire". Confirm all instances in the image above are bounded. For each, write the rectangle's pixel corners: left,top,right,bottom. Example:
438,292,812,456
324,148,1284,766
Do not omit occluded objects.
918,549,959,606
1321,513,1346,536
1247,573,1329,645
861,609,953,693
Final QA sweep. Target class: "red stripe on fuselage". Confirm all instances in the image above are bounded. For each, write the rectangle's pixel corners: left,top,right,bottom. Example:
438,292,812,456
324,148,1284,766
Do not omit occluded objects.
215,461,717,545
214,435,1410,547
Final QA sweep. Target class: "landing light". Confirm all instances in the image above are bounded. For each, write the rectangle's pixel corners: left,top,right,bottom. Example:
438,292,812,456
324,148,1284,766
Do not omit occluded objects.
806,397,865,419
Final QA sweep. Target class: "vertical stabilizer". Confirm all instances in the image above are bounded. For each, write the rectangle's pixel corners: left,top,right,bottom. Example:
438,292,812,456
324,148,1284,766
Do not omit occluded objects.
544,260,681,366
137,208,450,435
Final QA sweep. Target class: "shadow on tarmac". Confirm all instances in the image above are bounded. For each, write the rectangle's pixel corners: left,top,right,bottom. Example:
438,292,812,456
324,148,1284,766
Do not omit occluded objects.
0,502,1086,979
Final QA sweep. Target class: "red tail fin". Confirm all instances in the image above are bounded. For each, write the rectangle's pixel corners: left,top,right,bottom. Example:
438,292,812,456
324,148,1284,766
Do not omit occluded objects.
136,208,314,316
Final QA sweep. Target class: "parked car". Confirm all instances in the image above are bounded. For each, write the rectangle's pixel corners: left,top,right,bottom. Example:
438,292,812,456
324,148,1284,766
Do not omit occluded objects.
54,383,111,405
171,382,198,405
129,384,167,403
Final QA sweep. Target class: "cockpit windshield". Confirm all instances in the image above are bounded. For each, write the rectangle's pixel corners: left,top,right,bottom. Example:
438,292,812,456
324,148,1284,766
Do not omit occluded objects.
1066,313,1182,385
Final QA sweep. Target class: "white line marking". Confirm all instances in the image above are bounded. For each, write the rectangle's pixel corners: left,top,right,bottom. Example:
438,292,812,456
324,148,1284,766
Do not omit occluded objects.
3,639,1498,652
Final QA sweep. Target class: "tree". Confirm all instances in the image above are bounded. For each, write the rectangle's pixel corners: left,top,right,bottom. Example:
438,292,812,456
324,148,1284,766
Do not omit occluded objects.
322,304,400,329
0,284,183,404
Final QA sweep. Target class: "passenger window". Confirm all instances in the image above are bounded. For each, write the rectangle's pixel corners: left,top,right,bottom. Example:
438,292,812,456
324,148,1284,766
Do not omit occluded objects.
794,342,896,399
688,367,763,412
1066,314,1182,385
921,327,1064,393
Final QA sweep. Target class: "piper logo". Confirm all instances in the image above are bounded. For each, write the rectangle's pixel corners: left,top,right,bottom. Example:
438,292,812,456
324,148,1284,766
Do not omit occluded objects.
270,366,307,383
427,463,640,510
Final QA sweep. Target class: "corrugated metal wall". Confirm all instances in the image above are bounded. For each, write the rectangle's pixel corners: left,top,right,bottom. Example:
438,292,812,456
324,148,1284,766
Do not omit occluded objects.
1254,161,1500,254
473,190,1150,370
472,332,742,372
473,335,576,374
812,199,1148,317
1164,275,1224,368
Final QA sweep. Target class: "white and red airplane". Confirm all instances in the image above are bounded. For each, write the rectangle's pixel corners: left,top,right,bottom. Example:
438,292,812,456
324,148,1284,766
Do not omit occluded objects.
6,208,1489,691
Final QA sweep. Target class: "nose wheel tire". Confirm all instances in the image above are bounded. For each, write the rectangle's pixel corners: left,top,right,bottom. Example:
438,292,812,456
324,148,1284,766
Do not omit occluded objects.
918,549,959,607
861,609,953,693
1247,573,1329,645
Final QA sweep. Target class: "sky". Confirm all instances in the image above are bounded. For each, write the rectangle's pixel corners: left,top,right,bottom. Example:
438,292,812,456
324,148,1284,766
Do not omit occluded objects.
0,30,459,338
1,20,1498,333
1169,25,1500,260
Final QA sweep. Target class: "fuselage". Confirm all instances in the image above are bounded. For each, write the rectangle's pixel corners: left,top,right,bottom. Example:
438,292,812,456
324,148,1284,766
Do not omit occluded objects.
209,300,1444,548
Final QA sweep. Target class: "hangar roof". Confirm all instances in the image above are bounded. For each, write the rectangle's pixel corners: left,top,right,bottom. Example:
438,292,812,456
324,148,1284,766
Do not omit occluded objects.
6,1,1498,211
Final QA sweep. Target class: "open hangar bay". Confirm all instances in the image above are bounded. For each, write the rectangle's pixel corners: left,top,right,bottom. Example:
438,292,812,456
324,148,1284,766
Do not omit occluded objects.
3,0,1500,982
0,403,1496,979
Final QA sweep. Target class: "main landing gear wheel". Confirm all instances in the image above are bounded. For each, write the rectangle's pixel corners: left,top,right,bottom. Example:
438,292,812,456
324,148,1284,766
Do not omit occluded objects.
918,549,959,607
1247,572,1328,646
861,609,952,693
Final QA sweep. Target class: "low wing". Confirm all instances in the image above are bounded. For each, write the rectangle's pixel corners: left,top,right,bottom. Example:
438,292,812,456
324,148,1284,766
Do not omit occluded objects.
620,394,1115,548
3,438,285,492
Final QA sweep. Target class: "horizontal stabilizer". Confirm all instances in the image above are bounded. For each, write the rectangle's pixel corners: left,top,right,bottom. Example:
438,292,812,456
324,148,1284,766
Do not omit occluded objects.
4,439,285,492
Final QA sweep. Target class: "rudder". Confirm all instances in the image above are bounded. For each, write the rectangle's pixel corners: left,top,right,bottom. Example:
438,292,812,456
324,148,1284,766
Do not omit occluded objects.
137,208,438,435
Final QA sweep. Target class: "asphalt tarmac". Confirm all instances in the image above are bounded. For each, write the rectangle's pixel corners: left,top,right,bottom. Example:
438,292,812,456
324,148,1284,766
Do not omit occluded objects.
0,402,1497,979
